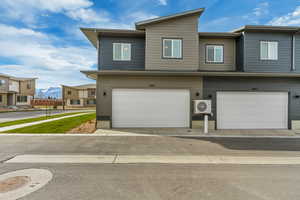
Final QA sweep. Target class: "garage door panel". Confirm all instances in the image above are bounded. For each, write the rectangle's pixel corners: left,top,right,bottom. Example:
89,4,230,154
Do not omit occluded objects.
217,92,288,129
112,89,190,128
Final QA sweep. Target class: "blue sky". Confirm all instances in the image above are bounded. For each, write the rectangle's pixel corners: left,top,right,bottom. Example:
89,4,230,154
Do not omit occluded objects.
0,0,299,88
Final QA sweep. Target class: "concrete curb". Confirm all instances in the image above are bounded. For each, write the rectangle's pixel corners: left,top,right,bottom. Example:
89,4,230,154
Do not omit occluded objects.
0,133,299,138
6,154,300,165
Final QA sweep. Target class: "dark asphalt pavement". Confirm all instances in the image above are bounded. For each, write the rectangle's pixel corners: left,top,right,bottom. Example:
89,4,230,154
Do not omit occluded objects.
0,135,300,200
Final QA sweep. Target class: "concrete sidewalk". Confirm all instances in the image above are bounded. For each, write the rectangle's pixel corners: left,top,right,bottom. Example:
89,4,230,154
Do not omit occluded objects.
94,128,297,137
6,154,300,165
0,112,92,132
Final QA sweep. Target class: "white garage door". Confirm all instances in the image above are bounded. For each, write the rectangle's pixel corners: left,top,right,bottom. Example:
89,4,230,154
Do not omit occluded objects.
112,89,190,128
217,92,288,129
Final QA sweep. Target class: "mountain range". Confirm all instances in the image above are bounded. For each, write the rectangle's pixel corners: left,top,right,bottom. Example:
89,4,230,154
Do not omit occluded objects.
35,87,62,99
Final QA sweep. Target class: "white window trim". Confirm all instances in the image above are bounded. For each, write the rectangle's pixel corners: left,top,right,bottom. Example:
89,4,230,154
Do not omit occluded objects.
206,45,224,63
260,41,278,60
113,43,131,61
162,39,182,59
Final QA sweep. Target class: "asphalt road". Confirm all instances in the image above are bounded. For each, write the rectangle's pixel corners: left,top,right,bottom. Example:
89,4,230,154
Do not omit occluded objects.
1,163,299,200
0,110,86,122
0,135,300,199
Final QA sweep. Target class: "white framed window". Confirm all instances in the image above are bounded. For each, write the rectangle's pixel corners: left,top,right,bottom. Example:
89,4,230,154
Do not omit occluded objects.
260,41,278,60
70,99,80,105
113,43,131,61
17,96,27,103
206,45,224,63
0,80,6,86
163,38,182,59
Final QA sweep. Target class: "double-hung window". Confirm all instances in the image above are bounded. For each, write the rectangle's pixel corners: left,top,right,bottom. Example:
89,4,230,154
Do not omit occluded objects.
163,39,182,59
113,43,131,61
260,41,278,60
206,45,224,63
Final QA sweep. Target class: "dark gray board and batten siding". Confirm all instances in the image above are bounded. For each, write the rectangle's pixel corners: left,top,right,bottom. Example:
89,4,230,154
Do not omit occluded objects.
203,77,300,128
243,32,293,72
295,34,300,72
98,36,145,70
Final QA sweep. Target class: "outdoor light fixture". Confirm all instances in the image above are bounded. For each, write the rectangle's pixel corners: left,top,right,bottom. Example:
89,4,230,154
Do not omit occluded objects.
207,94,212,99
196,92,200,96
294,95,300,99
103,91,107,96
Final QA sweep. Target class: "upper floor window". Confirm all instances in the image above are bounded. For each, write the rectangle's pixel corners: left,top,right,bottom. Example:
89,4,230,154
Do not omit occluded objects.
27,83,31,89
206,45,224,63
0,80,6,86
163,38,182,59
0,95,2,103
260,41,278,60
113,43,131,61
67,91,72,95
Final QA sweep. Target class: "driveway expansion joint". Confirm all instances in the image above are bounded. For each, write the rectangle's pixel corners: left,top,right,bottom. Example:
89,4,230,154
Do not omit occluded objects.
0,155,16,164
112,154,118,164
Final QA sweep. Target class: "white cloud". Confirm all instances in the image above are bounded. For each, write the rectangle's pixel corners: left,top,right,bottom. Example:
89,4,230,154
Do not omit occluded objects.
269,6,300,26
0,0,93,24
66,8,110,24
253,2,269,17
126,11,158,22
158,0,167,6
0,24,96,88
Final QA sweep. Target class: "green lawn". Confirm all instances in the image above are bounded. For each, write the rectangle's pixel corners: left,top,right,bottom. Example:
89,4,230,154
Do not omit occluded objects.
0,112,85,128
3,113,96,133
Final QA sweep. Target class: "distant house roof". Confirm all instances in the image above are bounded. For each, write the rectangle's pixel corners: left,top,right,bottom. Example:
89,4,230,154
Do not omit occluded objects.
232,25,300,33
0,73,37,81
62,84,96,90
80,28,145,48
135,8,205,30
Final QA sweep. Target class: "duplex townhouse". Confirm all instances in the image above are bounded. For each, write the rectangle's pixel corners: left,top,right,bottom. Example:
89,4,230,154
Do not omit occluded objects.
81,8,300,130
0,73,36,107
62,84,96,108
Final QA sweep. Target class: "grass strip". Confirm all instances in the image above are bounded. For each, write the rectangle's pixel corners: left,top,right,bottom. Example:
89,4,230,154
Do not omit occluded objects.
0,112,85,128
3,113,96,133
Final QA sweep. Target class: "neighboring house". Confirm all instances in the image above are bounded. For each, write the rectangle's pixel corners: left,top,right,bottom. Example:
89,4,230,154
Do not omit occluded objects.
62,84,96,107
81,8,300,130
0,73,36,107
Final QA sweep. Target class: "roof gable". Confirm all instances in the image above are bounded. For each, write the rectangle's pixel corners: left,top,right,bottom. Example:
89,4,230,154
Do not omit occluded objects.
135,8,204,30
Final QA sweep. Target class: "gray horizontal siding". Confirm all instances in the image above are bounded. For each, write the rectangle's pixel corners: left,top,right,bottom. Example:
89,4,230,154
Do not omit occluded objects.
199,38,236,71
244,32,292,72
203,77,300,123
98,36,145,70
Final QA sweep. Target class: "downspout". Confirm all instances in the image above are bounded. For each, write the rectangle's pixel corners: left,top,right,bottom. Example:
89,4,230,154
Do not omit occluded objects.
292,33,295,71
